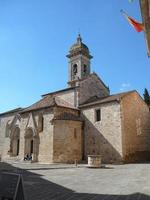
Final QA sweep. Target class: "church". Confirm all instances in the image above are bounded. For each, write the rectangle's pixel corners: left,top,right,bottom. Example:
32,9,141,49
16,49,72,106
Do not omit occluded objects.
0,34,150,164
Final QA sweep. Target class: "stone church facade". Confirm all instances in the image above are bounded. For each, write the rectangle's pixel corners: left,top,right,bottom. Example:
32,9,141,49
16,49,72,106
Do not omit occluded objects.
0,34,150,164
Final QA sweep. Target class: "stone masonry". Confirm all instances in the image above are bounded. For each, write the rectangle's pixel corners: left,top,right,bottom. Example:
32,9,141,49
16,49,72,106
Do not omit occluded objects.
0,35,150,164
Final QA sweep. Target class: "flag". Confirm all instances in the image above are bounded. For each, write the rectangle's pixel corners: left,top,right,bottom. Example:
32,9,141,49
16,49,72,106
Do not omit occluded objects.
121,10,144,32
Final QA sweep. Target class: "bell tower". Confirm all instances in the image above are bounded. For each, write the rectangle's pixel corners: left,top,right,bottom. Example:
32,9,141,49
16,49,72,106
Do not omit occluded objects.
67,34,93,87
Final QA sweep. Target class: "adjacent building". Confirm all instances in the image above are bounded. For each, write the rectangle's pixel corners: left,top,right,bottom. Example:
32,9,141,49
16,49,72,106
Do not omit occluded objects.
140,0,150,56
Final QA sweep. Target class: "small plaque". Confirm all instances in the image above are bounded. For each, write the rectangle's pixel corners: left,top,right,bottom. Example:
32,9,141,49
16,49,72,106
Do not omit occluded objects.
0,172,25,200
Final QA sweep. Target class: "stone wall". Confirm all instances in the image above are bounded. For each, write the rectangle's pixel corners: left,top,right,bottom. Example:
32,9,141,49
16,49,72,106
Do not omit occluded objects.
0,107,54,164
56,89,76,106
82,101,123,164
78,73,109,105
53,106,79,117
21,108,54,163
53,120,83,163
0,112,17,160
0,105,83,164
53,106,83,163
121,92,150,162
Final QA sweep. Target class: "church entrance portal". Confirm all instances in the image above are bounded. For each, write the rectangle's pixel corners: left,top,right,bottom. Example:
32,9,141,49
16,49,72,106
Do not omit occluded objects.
10,126,20,157
24,128,39,162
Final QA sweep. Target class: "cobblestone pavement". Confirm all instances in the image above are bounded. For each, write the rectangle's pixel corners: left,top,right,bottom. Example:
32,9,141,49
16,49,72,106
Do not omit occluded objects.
1,162,150,199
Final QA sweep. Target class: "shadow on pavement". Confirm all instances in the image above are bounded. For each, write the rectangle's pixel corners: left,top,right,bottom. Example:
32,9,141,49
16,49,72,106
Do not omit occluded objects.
0,162,150,200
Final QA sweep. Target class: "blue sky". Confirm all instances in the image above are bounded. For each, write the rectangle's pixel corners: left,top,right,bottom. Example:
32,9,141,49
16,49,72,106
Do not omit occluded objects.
0,0,149,113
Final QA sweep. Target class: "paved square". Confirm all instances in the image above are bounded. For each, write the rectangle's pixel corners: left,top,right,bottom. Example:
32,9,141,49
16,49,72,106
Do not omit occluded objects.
0,162,150,199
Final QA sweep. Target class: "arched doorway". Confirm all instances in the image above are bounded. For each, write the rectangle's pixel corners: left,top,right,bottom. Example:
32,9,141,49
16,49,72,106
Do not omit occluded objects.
24,128,39,162
10,126,20,156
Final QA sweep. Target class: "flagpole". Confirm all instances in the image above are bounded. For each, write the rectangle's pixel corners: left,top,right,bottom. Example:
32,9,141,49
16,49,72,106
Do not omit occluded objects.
120,9,128,16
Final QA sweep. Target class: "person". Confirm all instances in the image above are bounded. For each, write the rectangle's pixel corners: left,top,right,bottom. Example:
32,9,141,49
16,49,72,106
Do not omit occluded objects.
24,154,29,161
24,153,33,161
24,154,26,160
29,154,32,161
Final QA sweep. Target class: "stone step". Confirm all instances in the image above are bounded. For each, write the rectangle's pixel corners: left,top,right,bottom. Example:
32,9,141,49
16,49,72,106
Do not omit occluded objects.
1,156,21,164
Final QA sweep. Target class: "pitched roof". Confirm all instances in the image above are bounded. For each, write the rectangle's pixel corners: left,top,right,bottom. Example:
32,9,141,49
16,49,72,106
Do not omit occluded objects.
52,112,83,122
21,96,77,113
42,86,77,97
79,90,136,108
0,107,23,116
67,72,109,92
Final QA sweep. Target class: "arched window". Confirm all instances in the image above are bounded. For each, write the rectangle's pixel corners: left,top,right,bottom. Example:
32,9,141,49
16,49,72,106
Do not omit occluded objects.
74,128,77,139
73,64,78,75
83,64,87,73
10,126,20,156
5,120,11,137
38,113,44,132
95,109,101,122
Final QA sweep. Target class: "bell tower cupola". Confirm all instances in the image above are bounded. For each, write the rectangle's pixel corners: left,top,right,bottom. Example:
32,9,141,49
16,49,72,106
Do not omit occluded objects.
67,34,93,87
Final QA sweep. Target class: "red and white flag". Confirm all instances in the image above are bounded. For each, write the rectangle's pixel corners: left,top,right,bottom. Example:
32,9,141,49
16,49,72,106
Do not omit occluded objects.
121,10,144,32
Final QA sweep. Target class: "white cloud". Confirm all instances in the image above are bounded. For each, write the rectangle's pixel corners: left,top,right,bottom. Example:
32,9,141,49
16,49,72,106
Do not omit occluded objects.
120,83,131,91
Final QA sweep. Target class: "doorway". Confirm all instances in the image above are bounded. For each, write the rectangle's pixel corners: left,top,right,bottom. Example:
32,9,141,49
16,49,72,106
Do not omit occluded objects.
24,128,39,162
10,126,20,157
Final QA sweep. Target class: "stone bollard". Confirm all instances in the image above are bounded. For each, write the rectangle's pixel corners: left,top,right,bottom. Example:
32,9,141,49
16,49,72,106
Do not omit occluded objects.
88,155,101,168
74,159,78,167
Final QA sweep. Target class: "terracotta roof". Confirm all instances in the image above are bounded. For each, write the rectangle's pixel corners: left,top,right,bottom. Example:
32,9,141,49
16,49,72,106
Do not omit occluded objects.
67,72,109,92
53,112,83,122
79,90,136,108
91,72,109,91
21,96,77,113
83,73,109,91
0,107,23,116
42,87,77,97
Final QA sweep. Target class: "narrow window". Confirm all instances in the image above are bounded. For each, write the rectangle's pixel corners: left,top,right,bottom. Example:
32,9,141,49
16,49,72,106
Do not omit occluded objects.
83,64,87,73
73,64,78,75
5,120,11,137
95,109,101,122
31,140,33,154
38,114,44,132
74,128,77,139
136,118,142,135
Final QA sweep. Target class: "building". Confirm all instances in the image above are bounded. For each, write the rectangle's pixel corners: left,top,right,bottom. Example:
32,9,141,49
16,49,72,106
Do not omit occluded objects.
140,0,150,56
0,34,150,164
